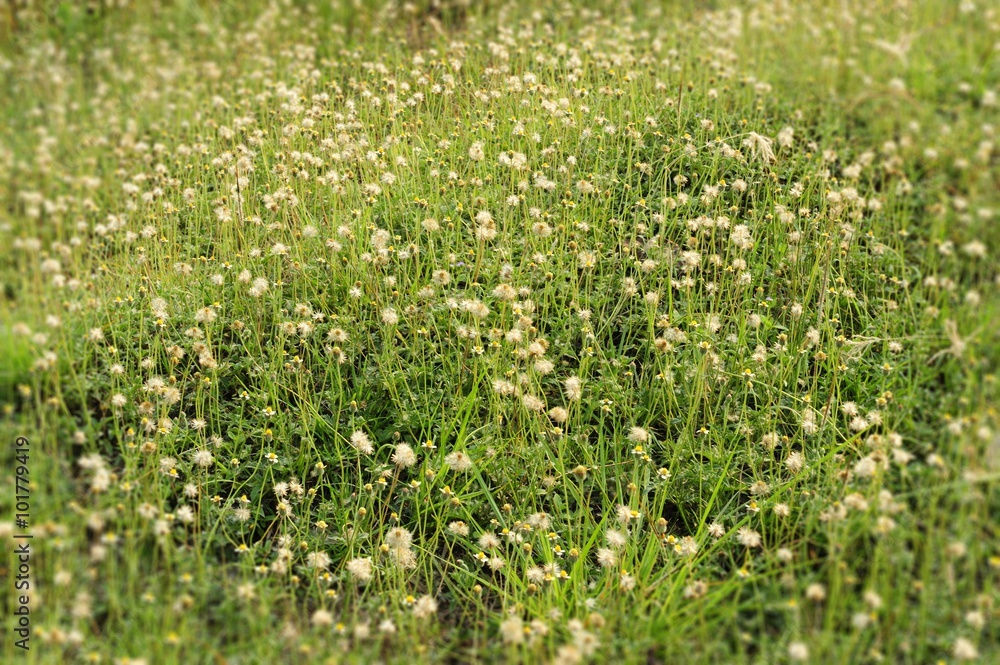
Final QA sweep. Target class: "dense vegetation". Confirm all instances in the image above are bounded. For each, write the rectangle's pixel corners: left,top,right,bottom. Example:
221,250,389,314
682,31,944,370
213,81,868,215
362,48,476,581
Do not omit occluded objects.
1,1,998,662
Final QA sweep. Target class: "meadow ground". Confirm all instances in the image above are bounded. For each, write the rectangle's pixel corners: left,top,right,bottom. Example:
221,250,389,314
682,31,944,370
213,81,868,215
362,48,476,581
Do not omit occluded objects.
0,0,998,663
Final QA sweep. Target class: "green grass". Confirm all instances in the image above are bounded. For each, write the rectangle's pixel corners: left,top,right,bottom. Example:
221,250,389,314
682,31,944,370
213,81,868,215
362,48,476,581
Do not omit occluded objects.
0,0,998,663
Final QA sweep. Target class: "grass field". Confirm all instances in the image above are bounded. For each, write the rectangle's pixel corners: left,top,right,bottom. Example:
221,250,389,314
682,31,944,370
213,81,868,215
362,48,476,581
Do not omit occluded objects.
1,0,998,662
